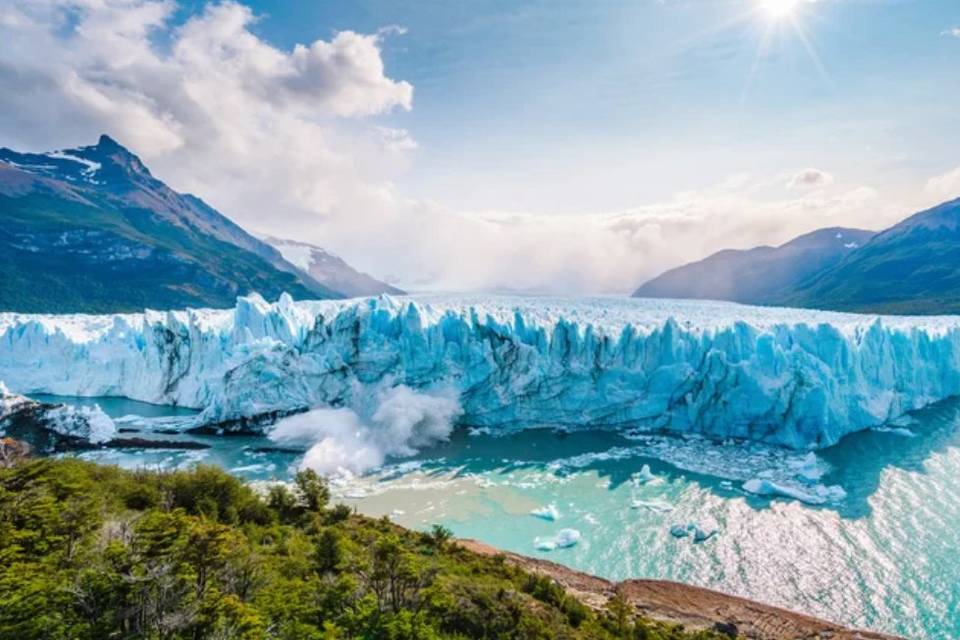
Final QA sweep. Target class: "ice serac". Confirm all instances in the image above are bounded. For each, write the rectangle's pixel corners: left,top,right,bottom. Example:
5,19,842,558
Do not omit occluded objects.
1,294,959,450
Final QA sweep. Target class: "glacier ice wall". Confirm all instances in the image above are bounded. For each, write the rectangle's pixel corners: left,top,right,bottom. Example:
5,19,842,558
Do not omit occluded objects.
1,293,959,449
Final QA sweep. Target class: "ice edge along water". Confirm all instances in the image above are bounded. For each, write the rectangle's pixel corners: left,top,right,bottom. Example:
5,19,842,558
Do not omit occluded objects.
1,293,959,452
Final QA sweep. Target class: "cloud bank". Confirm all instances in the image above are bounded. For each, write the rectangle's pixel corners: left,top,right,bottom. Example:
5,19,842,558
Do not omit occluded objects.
0,0,939,293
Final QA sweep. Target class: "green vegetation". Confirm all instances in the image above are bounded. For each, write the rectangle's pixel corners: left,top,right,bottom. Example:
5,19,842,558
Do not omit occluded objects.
0,457,729,640
0,192,328,313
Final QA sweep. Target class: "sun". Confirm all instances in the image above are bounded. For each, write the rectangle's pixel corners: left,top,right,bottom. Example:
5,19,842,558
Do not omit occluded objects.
759,0,802,20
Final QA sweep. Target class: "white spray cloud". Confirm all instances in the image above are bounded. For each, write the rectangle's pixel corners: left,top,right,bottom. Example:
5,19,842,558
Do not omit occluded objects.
268,385,462,476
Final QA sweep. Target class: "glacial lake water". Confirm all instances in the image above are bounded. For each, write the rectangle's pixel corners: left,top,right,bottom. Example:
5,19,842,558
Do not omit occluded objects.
49,394,960,639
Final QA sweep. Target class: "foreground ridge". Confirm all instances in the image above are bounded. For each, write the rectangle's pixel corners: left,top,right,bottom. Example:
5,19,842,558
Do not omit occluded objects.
460,540,901,640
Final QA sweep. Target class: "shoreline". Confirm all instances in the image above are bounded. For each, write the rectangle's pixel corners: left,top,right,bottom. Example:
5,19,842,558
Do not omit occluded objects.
459,538,903,640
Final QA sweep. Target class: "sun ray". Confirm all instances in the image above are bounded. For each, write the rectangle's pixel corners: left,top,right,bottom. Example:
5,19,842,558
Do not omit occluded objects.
789,14,833,86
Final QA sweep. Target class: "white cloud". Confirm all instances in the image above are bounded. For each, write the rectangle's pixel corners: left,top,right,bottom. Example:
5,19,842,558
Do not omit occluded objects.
0,0,927,295
926,165,960,202
787,168,834,190
942,27,960,38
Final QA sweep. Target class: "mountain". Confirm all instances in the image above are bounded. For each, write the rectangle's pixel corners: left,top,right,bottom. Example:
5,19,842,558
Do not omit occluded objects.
0,135,339,313
634,227,875,305
264,236,404,297
781,197,960,314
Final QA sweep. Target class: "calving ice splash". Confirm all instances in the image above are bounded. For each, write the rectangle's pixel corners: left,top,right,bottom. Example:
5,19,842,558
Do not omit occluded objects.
2,292,960,472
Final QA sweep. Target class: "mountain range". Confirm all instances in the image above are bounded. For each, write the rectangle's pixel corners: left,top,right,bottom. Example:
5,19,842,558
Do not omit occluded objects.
634,197,960,315
0,136,399,313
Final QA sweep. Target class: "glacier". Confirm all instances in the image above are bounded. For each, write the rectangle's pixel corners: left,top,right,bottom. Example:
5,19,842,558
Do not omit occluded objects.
1,292,960,450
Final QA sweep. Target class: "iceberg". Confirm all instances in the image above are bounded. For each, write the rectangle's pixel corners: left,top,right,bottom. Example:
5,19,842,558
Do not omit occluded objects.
534,537,557,551
555,528,581,548
669,521,718,542
536,528,582,551
1,293,959,450
635,464,657,483
742,478,847,505
531,504,561,521
631,498,674,512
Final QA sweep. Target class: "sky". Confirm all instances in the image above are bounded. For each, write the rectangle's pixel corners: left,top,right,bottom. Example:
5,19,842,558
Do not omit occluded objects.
0,0,958,293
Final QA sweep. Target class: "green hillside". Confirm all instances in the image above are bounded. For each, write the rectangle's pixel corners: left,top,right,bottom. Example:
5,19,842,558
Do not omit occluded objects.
0,456,726,640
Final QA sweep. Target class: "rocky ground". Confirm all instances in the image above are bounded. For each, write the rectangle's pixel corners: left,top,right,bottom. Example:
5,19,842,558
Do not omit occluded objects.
459,539,902,640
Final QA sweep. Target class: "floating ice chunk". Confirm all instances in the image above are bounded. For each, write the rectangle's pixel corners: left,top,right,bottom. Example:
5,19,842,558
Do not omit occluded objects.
530,503,561,521
670,521,717,542
742,478,846,505
534,537,557,551
535,528,581,551
555,528,581,548
790,452,824,482
631,498,674,512
635,464,656,483
693,524,718,543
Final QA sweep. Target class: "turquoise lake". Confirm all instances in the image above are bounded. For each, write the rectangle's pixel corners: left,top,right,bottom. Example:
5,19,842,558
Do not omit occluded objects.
52,394,960,639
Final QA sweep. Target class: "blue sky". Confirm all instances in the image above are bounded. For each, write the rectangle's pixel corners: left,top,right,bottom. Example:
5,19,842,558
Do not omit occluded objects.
1,0,958,291
235,0,960,214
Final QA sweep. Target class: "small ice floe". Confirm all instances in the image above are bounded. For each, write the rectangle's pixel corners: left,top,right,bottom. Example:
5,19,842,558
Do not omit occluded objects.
634,464,657,484
631,498,674,513
534,528,581,551
789,452,824,482
534,538,557,551
742,478,846,505
670,522,717,542
583,513,598,525
719,481,733,489
555,528,581,548
692,524,717,542
530,503,561,521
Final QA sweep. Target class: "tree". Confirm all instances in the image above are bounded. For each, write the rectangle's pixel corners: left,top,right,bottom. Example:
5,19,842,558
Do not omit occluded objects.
314,528,344,575
267,484,298,523
295,469,330,513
